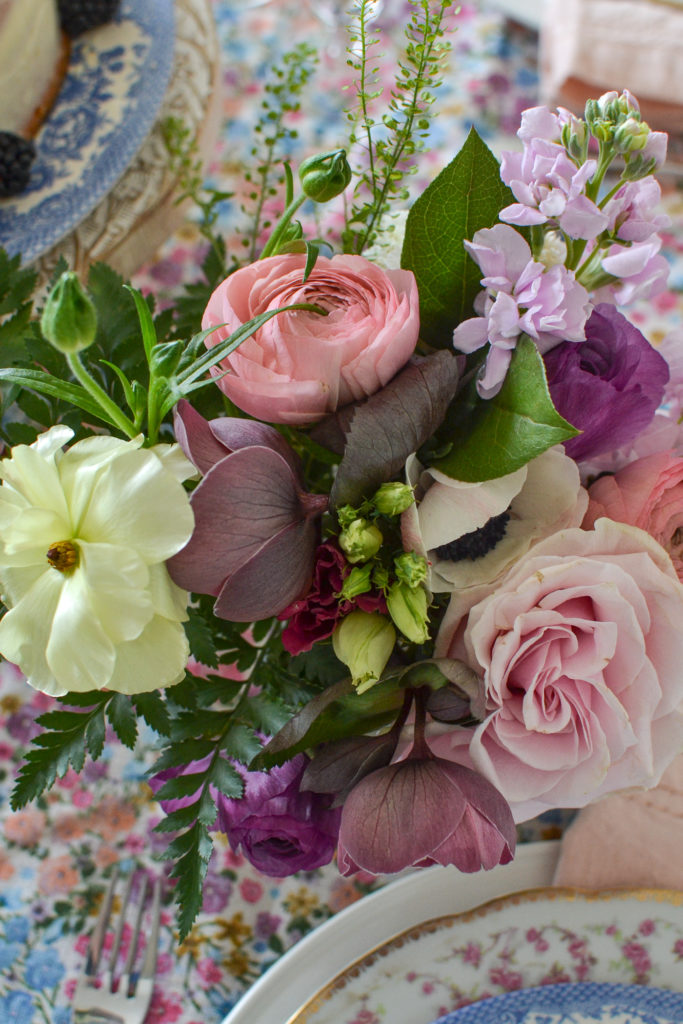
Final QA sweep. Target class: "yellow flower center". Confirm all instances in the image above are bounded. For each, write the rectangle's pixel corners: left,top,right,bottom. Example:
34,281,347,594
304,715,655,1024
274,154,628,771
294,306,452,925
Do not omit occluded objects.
46,540,79,574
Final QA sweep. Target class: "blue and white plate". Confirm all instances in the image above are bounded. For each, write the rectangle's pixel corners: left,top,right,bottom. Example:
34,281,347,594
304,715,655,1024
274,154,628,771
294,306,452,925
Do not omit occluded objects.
431,982,683,1024
0,0,175,264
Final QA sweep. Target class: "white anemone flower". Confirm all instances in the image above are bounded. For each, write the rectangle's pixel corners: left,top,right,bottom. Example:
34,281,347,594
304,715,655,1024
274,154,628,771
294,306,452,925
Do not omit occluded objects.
402,446,588,634
0,426,195,697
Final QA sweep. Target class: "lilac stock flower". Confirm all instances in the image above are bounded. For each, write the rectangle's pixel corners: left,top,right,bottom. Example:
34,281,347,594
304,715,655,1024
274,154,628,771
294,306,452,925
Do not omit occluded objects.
453,225,591,396
500,139,607,240
150,753,341,877
603,177,670,243
594,238,670,305
337,748,516,876
167,401,328,621
544,303,669,462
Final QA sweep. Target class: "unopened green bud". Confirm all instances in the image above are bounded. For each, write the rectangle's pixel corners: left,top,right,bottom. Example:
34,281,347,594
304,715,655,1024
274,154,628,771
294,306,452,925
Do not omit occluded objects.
386,581,430,645
41,271,97,354
150,340,184,376
561,116,588,162
614,117,650,154
372,564,390,592
299,149,352,203
282,219,304,244
333,611,396,693
340,563,373,601
372,481,414,517
337,504,361,530
394,551,428,589
339,518,383,564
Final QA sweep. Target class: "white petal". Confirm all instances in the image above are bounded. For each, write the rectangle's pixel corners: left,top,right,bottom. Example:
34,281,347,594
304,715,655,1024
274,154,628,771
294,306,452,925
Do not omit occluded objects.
79,448,194,561
0,443,69,522
0,571,65,696
147,562,189,621
151,443,197,483
418,466,527,550
79,541,152,644
59,434,143,527
46,571,116,692
106,615,189,694
0,507,70,561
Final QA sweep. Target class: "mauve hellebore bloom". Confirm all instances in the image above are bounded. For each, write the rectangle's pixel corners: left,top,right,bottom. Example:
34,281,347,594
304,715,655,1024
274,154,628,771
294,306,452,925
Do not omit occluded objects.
544,304,669,462
167,400,327,621
337,729,515,876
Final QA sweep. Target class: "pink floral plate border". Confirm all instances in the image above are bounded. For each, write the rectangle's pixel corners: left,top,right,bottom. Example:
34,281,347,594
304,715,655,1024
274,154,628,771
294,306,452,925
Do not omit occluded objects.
287,887,683,1024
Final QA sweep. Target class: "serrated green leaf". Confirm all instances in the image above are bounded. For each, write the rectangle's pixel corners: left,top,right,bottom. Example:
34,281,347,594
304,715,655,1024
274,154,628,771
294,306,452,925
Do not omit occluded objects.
210,758,243,798
184,612,219,668
241,693,290,735
401,128,516,347
433,335,579,481
106,694,138,749
131,691,171,736
220,723,261,765
85,714,106,760
154,771,207,802
165,822,214,941
152,738,216,772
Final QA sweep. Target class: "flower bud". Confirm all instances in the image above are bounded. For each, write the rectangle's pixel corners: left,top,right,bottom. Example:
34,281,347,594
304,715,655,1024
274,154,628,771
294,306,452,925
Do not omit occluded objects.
538,230,568,270
386,581,430,645
41,271,97,354
333,611,396,693
394,551,428,589
299,149,352,203
561,116,588,162
614,117,650,154
339,518,383,564
372,481,414,516
340,563,374,601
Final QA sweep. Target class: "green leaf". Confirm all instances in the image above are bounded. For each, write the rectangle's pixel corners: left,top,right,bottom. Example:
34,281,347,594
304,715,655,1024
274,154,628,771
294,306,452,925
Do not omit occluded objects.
152,738,217,772
167,822,214,941
220,723,261,765
184,611,219,668
0,368,120,428
210,757,243,798
154,771,207,802
106,694,138,749
401,128,516,347
433,335,580,481
132,691,171,736
124,285,156,363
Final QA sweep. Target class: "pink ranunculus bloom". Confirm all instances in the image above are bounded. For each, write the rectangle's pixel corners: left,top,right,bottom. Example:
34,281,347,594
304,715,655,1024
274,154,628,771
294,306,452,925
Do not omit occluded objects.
202,253,420,425
453,225,591,396
435,518,683,821
500,139,608,240
585,452,683,580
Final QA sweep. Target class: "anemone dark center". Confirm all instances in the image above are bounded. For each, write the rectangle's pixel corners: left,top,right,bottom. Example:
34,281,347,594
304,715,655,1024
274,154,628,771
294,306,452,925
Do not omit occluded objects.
435,510,511,563
46,540,79,573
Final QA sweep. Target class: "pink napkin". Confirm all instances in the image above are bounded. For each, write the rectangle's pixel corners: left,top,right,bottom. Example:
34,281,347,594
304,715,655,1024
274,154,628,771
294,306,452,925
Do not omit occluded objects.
539,0,683,136
553,752,683,888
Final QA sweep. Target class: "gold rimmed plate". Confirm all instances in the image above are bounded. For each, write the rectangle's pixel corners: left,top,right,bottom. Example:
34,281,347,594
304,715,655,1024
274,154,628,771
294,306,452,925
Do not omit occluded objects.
288,886,683,1024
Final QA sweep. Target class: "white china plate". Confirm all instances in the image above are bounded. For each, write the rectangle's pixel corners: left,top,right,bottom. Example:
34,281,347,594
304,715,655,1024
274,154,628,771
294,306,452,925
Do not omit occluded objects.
432,982,683,1024
222,840,562,1024
289,886,683,1024
0,0,174,264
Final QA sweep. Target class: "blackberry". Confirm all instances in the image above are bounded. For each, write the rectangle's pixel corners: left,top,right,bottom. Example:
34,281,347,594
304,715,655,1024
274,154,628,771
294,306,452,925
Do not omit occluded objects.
58,0,121,38
0,133,36,198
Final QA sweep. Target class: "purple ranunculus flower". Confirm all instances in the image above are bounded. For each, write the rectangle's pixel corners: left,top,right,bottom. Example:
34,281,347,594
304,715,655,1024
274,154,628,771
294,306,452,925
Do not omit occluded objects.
216,754,341,876
544,303,670,462
453,225,591,397
499,138,608,241
337,749,515,876
150,752,341,877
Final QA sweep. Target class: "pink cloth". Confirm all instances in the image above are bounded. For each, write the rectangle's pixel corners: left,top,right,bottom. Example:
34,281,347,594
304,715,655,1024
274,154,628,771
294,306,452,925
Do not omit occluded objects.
553,752,683,888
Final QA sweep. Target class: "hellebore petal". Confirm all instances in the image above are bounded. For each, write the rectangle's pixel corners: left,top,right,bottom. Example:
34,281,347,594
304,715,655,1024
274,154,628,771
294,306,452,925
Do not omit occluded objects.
337,756,515,876
214,517,318,621
174,399,300,477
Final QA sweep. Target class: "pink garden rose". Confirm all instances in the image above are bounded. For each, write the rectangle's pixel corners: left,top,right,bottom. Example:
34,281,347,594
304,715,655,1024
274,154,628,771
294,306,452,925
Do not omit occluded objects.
434,519,683,821
202,253,420,424
585,452,683,581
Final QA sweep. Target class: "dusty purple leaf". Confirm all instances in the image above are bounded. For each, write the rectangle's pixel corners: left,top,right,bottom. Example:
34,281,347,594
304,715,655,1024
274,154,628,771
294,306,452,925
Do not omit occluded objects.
330,351,460,509
300,733,399,798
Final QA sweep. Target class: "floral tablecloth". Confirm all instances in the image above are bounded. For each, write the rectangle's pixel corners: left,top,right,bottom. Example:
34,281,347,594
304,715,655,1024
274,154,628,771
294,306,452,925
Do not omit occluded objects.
1,2,682,1022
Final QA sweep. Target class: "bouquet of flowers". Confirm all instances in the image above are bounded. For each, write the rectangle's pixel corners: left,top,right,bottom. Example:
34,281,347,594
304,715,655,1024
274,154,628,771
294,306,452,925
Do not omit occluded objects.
1,1,681,938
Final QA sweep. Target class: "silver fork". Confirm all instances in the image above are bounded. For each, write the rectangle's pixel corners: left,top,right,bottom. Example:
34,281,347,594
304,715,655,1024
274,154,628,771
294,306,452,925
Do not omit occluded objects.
74,867,162,1024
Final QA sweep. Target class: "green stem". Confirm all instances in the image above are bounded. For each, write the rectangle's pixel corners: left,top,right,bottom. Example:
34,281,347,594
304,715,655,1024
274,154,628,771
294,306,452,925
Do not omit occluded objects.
259,194,306,259
66,353,139,439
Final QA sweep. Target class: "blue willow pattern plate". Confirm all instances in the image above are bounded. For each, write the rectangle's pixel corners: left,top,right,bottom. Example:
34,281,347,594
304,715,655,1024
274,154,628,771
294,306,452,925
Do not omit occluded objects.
0,0,174,263
432,982,683,1024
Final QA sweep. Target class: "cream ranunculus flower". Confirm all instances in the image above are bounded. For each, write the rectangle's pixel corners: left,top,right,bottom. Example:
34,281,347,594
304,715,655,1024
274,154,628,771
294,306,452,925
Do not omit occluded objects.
0,426,195,697
402,446,588,629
